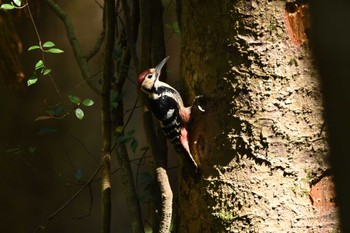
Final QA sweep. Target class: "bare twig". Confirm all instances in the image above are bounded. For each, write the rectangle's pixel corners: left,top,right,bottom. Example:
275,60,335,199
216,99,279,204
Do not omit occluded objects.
72,183,94,219
69,134,99,163
36,164,102,232
86,29,105,62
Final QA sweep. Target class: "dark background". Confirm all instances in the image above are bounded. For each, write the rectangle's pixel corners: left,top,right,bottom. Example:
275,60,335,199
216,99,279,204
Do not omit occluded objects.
0,1,180,232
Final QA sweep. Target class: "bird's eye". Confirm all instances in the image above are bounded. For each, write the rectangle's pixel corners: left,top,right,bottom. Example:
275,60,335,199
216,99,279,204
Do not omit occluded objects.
147,74,153,79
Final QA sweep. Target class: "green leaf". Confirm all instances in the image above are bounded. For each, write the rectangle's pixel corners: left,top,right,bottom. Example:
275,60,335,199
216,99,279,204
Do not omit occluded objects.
46,105,64,117
28,147,37,153
115,135,133,144
1,3,15,10
74,169,83,181
115,125,124,133
13,0,21,7
27,77,38,86
68,95,81,104
130,139,138,153
28,45,40,51
47,48,64,54
35,60,44,70
172,22,181,34
75,108,84,120
42,41,55,48
82,98,95,107
42,68,51,76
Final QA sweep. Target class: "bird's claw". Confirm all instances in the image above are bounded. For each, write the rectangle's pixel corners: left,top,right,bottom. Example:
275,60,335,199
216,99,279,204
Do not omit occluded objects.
192,95,206,112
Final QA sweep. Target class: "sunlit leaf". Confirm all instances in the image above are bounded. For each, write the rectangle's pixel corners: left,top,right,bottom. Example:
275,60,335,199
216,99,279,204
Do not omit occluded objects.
35,60,44,70
42,68,51,76
28,45,40,51
42,41,55,48
68,95,81,104
1,4,15,10
27,77,38,86
47,48,64,54
34,115,55,121
75,108,84,120
82,98,94,107
13,0,21,6
115,125,124,133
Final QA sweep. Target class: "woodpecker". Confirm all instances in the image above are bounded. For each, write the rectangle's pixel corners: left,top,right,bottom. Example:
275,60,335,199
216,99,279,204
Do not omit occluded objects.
137,57,200,173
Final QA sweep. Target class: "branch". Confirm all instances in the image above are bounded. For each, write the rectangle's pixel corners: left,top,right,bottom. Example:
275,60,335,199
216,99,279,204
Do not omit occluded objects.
101,0,116,232
43,0,100,94
139,0,172,232
109,1,145,232
120,0,139,71
86,29,105,62
142,111,172,233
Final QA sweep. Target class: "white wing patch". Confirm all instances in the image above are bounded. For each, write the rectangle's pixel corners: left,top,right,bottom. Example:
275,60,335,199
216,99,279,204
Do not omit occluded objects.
164,109,175,120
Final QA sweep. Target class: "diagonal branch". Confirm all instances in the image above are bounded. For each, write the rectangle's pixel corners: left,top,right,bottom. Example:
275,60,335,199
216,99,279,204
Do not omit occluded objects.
36,164,102,232
43,0,100,94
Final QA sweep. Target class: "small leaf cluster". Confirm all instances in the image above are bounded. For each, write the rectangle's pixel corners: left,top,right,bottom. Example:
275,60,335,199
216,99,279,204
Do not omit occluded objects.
68,95,95,120
28,41,64,54
0,0,26,10
27,41,64,87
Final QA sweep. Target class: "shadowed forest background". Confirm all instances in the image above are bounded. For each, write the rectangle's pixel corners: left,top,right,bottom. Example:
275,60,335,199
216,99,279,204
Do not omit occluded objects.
0,1,181,232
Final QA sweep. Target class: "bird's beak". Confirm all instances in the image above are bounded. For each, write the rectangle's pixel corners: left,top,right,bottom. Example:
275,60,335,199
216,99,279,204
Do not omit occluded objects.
155,56,169,80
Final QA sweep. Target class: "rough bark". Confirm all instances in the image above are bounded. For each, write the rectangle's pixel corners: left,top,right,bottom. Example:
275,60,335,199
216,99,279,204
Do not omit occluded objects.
178,0,339,232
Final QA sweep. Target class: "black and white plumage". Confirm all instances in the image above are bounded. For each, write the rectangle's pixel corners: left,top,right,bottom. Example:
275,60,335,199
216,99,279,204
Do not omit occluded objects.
137,57,199,171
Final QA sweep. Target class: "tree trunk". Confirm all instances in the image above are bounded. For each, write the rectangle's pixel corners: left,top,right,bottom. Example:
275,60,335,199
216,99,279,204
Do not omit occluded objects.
178,0,339,232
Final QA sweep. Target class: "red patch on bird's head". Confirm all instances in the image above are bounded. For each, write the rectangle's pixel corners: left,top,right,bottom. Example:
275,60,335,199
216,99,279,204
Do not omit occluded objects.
137,69,151,86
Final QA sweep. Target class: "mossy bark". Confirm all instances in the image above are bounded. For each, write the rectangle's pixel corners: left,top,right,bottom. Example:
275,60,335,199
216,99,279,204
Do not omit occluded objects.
178,0,339,232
